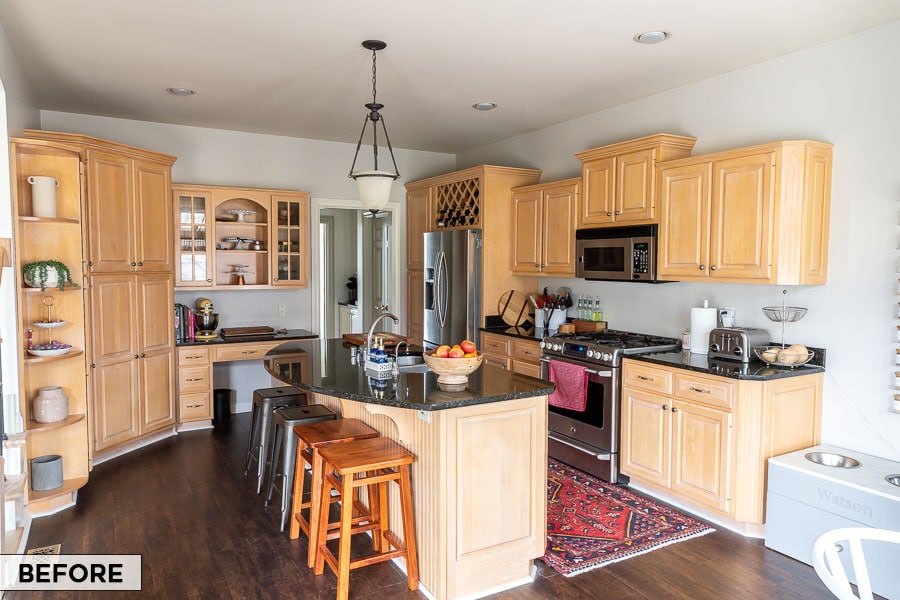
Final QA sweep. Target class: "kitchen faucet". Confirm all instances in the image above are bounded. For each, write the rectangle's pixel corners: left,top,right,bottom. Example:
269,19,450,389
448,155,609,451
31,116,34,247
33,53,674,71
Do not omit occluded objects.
365,312,400,357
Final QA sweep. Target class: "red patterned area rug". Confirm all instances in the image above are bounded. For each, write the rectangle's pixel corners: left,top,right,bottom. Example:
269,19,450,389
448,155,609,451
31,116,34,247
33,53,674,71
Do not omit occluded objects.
543,459,715,577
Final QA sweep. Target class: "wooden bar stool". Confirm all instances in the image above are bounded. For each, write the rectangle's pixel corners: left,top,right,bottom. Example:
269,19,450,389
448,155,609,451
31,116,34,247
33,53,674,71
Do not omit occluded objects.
265,404,336,531
244,386,305,494
289,418,379,568
314,437,418,600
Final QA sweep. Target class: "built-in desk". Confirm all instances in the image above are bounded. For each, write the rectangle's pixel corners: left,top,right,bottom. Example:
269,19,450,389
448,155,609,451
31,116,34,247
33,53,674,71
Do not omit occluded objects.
175,329,316,428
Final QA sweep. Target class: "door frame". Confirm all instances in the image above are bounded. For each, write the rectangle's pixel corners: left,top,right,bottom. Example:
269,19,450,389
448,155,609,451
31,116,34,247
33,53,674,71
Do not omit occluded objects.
309,197,403,338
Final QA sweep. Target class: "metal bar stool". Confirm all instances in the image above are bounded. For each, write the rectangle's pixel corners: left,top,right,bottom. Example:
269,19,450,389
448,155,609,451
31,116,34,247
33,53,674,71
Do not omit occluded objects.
314,437,419,600
244,386,305,494
289,418,379,568
265,404,336,531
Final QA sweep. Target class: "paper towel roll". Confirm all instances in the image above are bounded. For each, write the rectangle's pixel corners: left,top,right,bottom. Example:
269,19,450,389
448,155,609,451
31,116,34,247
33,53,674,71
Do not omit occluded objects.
690,306,718,354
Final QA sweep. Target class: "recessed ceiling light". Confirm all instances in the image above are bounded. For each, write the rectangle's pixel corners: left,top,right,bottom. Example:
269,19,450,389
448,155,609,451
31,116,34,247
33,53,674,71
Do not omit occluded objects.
166,87,195,96
472,102,498,111
633,30,670,45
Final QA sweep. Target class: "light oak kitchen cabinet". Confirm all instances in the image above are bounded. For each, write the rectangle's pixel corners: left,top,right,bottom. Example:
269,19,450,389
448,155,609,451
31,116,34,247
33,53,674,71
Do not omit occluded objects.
620,359,822,535
480,332,542,377
511,178,579,276
656,140,832,284
574,134,696,227
404,185,430,343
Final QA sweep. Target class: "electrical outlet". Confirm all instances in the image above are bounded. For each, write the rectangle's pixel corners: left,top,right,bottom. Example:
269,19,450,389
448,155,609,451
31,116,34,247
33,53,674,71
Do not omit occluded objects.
719,307,735,327
277,305,287,319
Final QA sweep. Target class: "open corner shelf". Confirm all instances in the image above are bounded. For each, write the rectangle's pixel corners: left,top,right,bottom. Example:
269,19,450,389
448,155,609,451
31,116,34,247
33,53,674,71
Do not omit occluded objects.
26,413,86,433
18,215,80,225
28,476,89,503
23,349,84,364
22,286,82,294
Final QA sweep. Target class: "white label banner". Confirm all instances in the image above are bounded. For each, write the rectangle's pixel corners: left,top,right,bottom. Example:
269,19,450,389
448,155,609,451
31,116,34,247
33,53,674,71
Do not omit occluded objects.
1,554,142,591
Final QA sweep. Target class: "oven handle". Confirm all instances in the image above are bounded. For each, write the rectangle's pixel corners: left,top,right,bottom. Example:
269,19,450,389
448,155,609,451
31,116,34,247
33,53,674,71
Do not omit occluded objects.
548,432,612,461
540,357,612,378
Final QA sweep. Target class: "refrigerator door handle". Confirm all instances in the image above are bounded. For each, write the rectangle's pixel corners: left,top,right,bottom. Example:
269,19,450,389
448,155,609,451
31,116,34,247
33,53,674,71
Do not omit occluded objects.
437,251,448,328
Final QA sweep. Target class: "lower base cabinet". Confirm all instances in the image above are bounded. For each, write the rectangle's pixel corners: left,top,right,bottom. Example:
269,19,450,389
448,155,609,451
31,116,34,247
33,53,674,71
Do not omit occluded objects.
621,359,822,528
480,332,542,377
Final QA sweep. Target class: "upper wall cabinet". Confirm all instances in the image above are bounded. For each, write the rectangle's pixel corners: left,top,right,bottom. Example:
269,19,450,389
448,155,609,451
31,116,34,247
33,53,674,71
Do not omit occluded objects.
511,178,580,276
574,134,696,228
656,140,832,285
173,184,309,289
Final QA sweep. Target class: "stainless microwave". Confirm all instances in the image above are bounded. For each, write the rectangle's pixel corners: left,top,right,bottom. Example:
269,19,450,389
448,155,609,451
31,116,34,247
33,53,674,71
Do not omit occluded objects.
575,224,660,282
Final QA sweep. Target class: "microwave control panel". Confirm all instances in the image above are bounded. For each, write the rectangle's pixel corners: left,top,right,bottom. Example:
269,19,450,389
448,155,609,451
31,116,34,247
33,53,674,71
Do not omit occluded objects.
633,242,650,275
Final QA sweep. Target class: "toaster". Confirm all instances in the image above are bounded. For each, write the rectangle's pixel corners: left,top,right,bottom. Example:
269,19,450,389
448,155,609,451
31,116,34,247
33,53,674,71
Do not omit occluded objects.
708,327,769,362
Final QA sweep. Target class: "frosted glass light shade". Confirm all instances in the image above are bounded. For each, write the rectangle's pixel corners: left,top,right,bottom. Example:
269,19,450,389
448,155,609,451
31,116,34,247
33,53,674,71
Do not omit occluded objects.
352,170,395,210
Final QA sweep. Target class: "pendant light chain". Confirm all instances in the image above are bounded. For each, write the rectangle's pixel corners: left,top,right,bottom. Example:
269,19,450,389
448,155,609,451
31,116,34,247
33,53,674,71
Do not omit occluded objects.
371,47,378,105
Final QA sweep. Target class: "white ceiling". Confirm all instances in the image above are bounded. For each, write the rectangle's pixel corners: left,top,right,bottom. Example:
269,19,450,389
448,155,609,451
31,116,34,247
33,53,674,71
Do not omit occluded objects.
2,1,899,154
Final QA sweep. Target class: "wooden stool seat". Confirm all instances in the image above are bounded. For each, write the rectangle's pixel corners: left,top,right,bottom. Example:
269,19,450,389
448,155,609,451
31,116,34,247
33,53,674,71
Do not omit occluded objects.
315,437,418,600
289,418,379,567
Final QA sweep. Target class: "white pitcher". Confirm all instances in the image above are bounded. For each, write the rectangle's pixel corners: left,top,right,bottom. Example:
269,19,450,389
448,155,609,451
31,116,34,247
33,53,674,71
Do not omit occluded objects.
27,175,59,218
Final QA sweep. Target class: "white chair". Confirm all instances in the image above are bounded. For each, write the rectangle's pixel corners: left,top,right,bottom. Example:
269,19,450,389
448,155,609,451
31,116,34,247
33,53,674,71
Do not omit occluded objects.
811,527,900,600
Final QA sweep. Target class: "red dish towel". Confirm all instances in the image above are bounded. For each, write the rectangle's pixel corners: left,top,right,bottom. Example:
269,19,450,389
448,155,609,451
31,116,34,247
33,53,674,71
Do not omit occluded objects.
547,360,588,412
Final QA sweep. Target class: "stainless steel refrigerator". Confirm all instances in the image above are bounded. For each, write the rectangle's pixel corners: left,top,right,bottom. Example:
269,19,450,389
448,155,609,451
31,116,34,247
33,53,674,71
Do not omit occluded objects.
423,229,482,349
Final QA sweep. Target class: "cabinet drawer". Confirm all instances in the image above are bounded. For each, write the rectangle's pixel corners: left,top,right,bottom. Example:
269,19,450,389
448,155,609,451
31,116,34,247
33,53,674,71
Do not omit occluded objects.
214,342,278,362
179,365,211,393
512,359,543,379
674,372,733,410
179,392,212,421
511,339,541,364
481,332,511,356
178,346,210,366
483,354,511,371
623,361,673,395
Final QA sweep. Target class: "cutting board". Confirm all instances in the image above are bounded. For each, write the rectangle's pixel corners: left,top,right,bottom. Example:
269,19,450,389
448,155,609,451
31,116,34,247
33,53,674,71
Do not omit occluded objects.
220,326,276,337
498,290,530,326
342,332,411,348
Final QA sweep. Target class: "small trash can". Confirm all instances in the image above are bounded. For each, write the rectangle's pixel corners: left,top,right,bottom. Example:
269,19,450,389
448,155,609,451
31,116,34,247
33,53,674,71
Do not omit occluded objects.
213,388,234,424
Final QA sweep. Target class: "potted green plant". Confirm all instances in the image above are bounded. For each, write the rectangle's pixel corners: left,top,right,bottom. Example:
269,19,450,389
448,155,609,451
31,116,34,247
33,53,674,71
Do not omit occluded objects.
22,260,78,291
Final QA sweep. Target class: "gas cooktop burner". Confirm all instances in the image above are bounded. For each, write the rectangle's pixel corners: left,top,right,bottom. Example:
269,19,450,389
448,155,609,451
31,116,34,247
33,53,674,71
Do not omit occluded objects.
541,328,681,367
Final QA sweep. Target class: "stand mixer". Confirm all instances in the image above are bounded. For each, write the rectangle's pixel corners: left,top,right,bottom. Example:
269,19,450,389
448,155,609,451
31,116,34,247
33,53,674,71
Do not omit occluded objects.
194,297,219,340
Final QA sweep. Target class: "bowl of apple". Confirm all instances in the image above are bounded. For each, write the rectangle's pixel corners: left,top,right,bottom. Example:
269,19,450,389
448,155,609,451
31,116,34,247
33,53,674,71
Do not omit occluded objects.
423,340,483,385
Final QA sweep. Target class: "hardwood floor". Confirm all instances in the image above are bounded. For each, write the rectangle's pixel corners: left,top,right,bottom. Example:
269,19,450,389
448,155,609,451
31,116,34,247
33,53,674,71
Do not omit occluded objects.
14,413,834,599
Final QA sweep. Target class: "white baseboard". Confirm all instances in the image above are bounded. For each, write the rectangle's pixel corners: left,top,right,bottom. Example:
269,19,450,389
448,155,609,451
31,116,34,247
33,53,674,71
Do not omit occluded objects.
92,428,177,466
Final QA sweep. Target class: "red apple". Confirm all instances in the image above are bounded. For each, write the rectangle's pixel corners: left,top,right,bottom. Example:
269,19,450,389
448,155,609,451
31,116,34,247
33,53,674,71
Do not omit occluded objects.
448,346,465,358
434,345,451,358
460,339,476,354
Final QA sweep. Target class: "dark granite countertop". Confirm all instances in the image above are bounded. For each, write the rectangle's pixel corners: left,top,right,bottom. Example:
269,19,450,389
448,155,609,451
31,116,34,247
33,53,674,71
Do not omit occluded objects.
264,339,554,411
176,328,317,347
480,325,546,342
627,350,825,381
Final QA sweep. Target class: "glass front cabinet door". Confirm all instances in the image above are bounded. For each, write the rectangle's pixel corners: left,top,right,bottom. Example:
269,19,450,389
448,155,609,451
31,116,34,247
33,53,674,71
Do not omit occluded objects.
271,194,309,287
176,188,212,287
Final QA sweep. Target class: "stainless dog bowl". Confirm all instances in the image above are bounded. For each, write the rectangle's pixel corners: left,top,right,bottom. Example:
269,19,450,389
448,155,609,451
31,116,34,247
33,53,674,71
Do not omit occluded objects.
886,474,900,487
805,452,861,468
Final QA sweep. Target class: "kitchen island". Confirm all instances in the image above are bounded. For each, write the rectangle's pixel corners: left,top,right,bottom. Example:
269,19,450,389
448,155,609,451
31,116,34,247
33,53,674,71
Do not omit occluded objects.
264,339,554,600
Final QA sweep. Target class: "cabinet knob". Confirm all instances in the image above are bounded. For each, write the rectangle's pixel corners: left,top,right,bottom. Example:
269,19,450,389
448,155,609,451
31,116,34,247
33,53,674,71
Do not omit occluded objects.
88,261,94,267
138,261,143,267
606,212,612,217
671,407,679,413
133,354,139,359
710,265,717,271
131,261,137,267
662,404,669,410
699,265,706,271
614,211,621,215
140,353,145,358
207,278,212,282
274,278,279,282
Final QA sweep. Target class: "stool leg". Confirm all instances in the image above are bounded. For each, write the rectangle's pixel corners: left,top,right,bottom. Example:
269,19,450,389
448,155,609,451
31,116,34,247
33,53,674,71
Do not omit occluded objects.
366,471,383,553
335,472,355,600
279,429,298,531
289,440,308,540
376,476,389,553
257,405,274,494
265,422,283,507
307,450,325,568
399,464,419,590
314,468,334,576
243,402,260,476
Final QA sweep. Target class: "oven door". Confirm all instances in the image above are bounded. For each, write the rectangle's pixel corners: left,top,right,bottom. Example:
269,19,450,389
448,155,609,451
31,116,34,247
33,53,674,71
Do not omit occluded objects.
576,237,633,281
541,357,621,482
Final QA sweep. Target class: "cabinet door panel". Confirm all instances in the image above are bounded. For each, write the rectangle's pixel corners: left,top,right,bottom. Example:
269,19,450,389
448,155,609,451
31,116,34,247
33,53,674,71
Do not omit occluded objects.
579,157,614,226
87,150,134,272
657,163,711,279
620,387,669,487
541,183,577,276
139,274,174,354
141,351,175,433
671,400,731,512
90,274,137,364
134,159,173,272
511,189,542,274
709,153,774,280
616,149,654,222
92,360,140,451
406,187,430,270
271,194,308,287
407,270,424,344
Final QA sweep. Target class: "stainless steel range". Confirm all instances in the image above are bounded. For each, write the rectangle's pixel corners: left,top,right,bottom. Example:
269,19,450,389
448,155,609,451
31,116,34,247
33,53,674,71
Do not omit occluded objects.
540,329,681,483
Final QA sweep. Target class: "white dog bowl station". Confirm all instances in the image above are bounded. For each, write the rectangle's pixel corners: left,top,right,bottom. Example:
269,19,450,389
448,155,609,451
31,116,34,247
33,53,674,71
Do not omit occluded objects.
765,444,900,599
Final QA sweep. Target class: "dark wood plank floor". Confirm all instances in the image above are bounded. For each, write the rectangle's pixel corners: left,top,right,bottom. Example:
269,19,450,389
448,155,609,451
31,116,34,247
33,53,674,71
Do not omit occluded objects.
14,413,834,599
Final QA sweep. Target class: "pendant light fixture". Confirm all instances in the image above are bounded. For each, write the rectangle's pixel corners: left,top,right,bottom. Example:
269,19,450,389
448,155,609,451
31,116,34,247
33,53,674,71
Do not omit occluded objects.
349,39,399,212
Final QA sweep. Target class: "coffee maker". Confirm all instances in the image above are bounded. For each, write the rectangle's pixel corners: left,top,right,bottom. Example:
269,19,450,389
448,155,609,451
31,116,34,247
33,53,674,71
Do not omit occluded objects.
194,297,219,340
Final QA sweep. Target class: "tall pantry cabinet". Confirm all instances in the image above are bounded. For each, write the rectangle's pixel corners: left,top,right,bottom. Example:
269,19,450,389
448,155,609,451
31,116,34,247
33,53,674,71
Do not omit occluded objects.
24,130,177,459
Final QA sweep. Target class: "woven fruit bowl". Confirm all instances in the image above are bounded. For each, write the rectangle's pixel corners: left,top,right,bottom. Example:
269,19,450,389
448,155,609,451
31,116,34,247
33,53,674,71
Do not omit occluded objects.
422,353,483,384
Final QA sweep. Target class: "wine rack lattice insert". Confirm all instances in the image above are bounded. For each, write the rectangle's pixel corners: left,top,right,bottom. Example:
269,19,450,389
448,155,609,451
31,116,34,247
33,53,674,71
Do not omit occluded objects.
433,178,481,229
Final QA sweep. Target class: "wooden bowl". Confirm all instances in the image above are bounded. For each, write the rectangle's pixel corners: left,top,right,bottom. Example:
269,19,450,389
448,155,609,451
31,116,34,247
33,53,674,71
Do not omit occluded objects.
422,352,484,384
